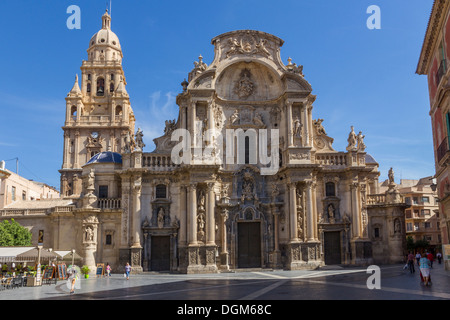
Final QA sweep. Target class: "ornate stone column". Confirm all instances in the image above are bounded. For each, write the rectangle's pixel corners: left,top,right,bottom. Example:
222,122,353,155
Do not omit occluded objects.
190,101,197,148
179,184,187,246
82,215,99,272
302,105,310,147
206,182,215,246
73,130,80,168
131,177,142,247
271,204,282,268
188,183,198,245
219,208,229,270
287,101,294,147
305,181,315,242
130,177,143,273
289,182,298,242
351,182,361,239
63,132,70,169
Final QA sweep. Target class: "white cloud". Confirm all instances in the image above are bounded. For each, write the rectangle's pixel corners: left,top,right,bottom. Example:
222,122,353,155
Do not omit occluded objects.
134,91,179,152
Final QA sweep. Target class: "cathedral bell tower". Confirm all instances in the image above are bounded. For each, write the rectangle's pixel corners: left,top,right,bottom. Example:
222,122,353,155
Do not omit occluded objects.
60,10,135,197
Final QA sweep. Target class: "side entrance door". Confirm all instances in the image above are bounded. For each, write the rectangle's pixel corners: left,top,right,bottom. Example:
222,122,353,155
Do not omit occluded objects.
324,231,341,265
151,236,170,271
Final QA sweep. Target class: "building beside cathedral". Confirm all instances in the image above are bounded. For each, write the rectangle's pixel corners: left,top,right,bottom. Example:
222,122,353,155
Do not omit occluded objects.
0,11,408,273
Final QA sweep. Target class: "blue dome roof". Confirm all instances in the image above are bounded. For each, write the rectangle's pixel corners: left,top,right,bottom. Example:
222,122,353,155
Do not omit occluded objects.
85,151,122,165
365,153,378,164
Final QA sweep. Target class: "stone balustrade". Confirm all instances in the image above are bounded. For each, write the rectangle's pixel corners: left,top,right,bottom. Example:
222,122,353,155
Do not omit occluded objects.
367,194,386,205
97,198,121,209
315,153,347,166
142,153,179,171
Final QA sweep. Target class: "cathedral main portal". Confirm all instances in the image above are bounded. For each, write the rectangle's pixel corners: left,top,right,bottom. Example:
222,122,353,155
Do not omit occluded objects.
237,222,262,268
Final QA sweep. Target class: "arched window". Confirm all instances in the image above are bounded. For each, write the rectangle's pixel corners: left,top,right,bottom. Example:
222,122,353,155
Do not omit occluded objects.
71,106,77,121
87,82,91,93
97,77,105,96
110,82,115,93
155,184,167,199
325,182,336,197
115,105,122,116
245,136,250,164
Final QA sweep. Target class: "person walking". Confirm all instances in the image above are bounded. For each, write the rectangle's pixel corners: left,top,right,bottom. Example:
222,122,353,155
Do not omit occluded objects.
436,252,442,264
125,262,131,280
67,265,80,294
419,253,431,286
106,263,112,277
427,252,434,268
415,252,421,266
407,251,415,274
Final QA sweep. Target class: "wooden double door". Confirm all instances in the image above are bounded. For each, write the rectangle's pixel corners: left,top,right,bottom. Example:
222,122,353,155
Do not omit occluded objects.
150,236,171,271
237,222,261,268
324,231,342,265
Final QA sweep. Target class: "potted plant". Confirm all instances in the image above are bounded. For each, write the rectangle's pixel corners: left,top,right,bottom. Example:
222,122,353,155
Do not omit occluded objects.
81,265,90,279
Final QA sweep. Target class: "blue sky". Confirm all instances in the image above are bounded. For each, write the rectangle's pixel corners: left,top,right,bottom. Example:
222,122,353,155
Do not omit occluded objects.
0,0,434,191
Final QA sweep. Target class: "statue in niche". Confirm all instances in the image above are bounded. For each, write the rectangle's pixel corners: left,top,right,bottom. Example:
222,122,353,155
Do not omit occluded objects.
297,214,303,238
253,112,264,126
198,192,206,212
230,109,240,125
346,126,357,151
85,226,94,242
327,204,335,219
293,116,302,137
394,218,401,234
234,69,255,99
157,208,165,228
197,213,205,241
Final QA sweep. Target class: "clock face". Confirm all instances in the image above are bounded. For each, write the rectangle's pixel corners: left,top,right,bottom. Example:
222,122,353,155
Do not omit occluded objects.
91,132,99,139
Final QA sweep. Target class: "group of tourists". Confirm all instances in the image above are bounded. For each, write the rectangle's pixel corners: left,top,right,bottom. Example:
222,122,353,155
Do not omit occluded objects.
406,250,443,286
67,262,131,294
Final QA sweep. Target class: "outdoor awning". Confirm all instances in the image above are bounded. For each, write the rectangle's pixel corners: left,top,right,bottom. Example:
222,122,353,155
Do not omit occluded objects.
16,248,60,262
0,247,35,263
53,251,82,261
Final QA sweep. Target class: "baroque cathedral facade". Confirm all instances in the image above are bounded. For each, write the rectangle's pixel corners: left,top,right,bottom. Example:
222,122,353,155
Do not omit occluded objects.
2,11,407,273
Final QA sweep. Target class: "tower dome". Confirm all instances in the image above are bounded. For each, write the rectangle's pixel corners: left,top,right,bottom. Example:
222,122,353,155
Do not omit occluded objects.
87,10,122,61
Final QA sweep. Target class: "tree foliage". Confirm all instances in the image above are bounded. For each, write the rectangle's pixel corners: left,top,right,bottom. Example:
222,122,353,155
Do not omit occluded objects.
0,219,32,246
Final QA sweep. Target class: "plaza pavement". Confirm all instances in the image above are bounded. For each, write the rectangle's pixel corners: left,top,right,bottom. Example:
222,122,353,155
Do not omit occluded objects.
1,263,449,301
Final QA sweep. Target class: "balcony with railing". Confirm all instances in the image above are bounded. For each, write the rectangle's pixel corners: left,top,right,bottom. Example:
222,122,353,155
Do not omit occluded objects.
142,153,179,171
437,136,449,163
315,152,347,166
97,198,121,209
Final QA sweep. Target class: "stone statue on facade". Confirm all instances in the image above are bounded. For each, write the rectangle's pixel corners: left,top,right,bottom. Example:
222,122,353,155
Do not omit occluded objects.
346,126,357,151
357,131,366,151
134,128,145,151
158,208,164,228
388,167,395,184
123,130,134,153
230,109,240,125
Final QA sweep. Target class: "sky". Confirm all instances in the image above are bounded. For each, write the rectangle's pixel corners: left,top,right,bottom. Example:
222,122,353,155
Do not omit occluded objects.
0,0,435,192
